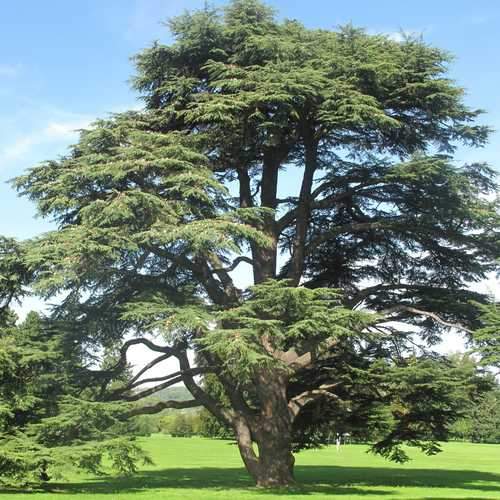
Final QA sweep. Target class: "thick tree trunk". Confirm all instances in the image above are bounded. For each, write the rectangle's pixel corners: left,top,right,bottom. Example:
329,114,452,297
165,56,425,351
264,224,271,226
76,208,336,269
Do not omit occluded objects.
253,428,295,487
234,417,295,487
232,371,296,488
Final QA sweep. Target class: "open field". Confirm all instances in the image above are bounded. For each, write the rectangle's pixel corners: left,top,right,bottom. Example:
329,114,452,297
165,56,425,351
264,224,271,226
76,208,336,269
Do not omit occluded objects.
1,436,499,499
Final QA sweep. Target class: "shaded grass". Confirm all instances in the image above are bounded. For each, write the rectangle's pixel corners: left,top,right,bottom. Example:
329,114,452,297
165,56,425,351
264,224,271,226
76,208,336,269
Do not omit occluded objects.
1,436,500,499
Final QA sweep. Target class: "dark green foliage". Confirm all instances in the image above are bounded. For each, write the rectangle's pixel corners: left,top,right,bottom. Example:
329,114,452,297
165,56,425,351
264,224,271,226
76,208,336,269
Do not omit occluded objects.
447,352,500,443
369,357,480,462
197,409,234,439
2,0,499,487
472,302,500,369
0,313,151,486
200,280,374,380
291,352,495,458
0,238,32,324
451,390,500,443
165,413,196,438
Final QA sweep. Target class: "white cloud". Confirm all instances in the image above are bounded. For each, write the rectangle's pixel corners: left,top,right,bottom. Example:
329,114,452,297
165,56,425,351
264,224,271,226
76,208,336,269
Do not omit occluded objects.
43,120,91,139
0,64,21,78
0,117,92,167
385,30,423,43
12,296,50,322
367,26,430,43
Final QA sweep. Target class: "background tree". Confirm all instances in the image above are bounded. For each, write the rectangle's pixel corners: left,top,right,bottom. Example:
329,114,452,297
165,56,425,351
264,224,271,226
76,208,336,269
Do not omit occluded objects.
0,237,32,325
0,309,153,486
0,242,151,486
472,302,500,372
450,389,500,443
446,305,500,444
8,0,500,487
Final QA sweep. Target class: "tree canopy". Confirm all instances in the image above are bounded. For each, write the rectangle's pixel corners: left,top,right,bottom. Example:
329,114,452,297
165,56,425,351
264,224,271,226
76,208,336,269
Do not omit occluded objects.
2,0,499,488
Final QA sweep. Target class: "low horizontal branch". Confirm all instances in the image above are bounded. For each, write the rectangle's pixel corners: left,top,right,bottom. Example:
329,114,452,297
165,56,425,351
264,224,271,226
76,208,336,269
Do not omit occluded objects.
112,366,213,402
128,353,172,386
120,376,184,401
288,383,341,417
127,366,214,391
127,399,201,417
99,338,179,379
211,255,254,273
381,305,473,334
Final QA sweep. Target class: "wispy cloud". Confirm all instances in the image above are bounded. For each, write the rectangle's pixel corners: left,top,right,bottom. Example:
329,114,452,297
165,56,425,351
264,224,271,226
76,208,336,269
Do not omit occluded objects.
0,117,92,168
386,31,418,43
0,97,142,173
368,27,431,43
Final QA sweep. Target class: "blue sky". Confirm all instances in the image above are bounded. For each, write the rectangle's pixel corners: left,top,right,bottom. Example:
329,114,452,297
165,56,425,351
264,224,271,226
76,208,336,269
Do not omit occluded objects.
1,0,499,239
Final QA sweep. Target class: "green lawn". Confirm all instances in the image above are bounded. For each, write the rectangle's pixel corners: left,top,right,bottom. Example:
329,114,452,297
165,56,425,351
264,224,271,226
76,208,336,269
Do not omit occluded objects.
2,436,500,499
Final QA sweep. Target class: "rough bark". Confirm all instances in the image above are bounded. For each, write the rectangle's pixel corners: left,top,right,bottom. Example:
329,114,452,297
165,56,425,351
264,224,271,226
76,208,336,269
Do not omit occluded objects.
231,370,296,487
252,425,295,487
252,150,282,283
234,418,296,487
288,132,317,285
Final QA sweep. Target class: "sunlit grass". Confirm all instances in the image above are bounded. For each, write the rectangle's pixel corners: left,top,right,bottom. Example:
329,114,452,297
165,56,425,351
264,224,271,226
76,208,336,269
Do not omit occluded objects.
2,435,500,499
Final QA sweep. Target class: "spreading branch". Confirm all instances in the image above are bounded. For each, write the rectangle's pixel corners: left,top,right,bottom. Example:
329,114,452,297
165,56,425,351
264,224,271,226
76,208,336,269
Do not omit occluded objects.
118,376,184,401
111,367,213,401
381,305,474,334
127,399,201,417
211,256,254,273
128,353,172,386
177,349,234,425
288,383,341,417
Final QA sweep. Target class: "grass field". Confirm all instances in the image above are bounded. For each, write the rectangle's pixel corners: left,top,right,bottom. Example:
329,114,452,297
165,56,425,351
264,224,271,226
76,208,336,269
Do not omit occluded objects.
1,435,499,499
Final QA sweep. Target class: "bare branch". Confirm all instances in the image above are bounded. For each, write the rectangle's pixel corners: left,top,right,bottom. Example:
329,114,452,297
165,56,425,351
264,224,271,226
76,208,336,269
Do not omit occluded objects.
288,383,341,417
110,366,213,401
120,376,184,401
211,256,254,273
120,337,176,355
127,399,201,417
128,366,214,391
381,305,473,334
89,338,179,397
128,353,172,386
177,350,234,425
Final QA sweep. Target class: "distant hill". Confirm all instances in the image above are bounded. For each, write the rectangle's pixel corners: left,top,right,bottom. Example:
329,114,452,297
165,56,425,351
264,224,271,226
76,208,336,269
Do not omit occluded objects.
155,385,191,402
133,385,196,415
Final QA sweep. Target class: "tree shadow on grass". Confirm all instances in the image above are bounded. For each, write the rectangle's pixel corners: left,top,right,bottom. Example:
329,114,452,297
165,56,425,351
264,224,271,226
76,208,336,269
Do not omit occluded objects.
3,465,500,497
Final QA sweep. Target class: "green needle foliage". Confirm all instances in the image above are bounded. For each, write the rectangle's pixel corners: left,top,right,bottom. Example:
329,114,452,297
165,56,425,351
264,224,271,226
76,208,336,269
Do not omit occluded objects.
2,0,499,488
0,310,151,486
472,302,500,369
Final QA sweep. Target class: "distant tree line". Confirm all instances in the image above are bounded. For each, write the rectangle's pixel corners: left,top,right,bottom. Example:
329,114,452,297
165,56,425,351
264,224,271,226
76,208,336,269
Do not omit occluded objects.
158,410,233,439
449,389,500,443
155,387,500,444
154,353,500,445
